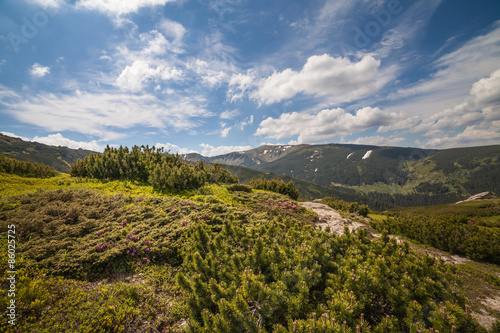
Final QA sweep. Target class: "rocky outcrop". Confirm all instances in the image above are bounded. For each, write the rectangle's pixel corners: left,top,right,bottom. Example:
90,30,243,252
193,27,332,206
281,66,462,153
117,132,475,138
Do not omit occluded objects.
300,202,370,236
455,191,493,204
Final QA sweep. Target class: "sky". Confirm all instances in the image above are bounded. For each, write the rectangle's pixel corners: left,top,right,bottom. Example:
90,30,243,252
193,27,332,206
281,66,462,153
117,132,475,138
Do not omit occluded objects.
0,0,499,156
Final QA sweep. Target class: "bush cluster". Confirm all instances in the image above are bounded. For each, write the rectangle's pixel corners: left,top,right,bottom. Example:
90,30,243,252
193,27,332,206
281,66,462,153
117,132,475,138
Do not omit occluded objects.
250,176,299,200
320,197,370,217
0,154,58,178
177,219,484,332
70,145,238,191
370,213,500,265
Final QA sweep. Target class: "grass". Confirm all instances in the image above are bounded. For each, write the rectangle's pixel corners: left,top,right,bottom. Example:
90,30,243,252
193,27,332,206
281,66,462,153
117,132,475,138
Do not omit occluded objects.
367,213,386,222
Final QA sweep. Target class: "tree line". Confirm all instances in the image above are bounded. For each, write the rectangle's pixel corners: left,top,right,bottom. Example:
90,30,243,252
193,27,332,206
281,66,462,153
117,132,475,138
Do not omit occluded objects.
249,176,300,200
0,154,58,178
70,145,238,191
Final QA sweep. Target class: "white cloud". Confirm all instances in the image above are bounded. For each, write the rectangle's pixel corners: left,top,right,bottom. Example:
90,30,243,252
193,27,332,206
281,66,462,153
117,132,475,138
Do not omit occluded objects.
0,59,6,72
27,0,64,8
470,68,500,105
255,106,407,144
349,135,405,146
155,142,197,155
220,127,230,138
30,63,50,78
412,68,500,135
200,143,253,157
220,109,240,119
32,133,104,151
423,121,500,149
238,115,254,130
158,18,185,54
75,0,175,16
0,131,31,142
190,59,231,88
112,29,186,92
0,88,212,141
227,71,257,102
251,54,393,105
388,21,500,118
116,59,182,92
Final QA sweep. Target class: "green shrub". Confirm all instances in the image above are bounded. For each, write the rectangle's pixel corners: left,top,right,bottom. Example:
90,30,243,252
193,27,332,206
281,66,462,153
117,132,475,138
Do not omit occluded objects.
0,154,58,178
250,176,299,200
226,184,253,192
70,146,238,192
177,218,483,332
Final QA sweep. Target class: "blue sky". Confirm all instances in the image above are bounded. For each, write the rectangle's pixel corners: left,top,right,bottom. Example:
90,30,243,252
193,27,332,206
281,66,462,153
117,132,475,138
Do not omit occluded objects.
0,0,499,155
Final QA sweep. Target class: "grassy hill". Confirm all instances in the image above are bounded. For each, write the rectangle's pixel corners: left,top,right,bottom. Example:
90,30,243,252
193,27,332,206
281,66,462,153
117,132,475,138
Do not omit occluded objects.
1,155,498,332
0,133,94,173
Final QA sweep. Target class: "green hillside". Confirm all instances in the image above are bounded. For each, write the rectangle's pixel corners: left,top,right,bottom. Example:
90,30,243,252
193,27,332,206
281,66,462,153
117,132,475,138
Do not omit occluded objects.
0,134,94,173
1,155,498,332
185,143,500,208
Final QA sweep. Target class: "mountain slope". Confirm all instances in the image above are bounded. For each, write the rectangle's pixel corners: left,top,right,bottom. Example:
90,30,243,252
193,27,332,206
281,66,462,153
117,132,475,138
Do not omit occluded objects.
0,134,95,173
184,143,500,207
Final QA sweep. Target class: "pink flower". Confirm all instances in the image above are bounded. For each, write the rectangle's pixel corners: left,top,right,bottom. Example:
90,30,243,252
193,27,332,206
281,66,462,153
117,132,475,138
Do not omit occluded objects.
144,248,150,251
137,263,141,266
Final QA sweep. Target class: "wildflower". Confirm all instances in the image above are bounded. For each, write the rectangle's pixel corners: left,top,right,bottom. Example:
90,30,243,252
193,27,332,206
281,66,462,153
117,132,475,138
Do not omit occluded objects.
145,248,150,252
137,263,141,266
143,257,150,262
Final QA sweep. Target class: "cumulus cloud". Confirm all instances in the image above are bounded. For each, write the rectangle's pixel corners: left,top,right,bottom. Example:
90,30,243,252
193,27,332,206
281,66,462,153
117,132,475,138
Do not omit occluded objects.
227,71,257,102
114,30,185,91
412,68,500,135
348,135,405,146
0,131,31,142
251,54,392,105
255,106,407,144
470,68,500,105
418,69,500,148
423,121,500,149
75,0,175,16
155,142,197,155
200,143,252,157
116,59,182,92
30,63,50,78
0,131,104,151
32,133,104,151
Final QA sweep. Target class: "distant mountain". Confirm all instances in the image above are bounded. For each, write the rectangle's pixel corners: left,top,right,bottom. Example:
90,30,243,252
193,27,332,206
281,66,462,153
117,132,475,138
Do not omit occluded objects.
184,143,500,207
0,134,95,173
219,164,389,209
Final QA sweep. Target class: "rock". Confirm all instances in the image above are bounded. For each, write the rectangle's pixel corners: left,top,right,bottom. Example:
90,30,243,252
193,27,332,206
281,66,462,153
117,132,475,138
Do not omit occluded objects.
455,192,493,204
300,202,370,237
